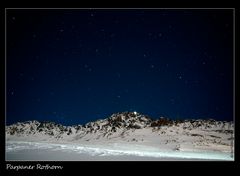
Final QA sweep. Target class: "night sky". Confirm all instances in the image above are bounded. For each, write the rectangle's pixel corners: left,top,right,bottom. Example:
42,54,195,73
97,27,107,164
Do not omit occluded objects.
6,9,234,125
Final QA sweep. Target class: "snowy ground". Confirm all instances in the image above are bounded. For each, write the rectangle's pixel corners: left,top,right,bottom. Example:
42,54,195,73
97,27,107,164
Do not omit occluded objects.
6,141,233,161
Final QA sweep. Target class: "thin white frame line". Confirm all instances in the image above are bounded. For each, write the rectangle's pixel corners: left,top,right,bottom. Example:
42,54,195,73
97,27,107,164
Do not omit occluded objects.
4,8,235,161
5,8,7,161
5,8,235,10
232,8,235,160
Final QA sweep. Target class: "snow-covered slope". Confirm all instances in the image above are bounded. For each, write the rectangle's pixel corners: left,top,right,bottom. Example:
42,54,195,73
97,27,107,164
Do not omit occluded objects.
6,112,234,160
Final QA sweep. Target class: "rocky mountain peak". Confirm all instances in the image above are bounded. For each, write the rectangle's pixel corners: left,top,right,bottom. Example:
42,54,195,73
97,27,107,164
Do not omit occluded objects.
6,112,234,141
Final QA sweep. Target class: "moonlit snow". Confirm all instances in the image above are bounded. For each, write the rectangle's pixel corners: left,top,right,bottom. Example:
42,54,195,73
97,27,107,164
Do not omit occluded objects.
6,141,233,161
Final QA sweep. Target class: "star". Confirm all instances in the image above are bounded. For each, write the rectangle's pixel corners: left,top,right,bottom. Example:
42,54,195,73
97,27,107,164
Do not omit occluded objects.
36,98,41,102
225,23,229,28
170,98,175,104
194,80,200,84
219,73,225,76
152,34,158,39
172,43,177,48
116,73,121,78
177,73,184,80
114,20,119,24
110,33,115,38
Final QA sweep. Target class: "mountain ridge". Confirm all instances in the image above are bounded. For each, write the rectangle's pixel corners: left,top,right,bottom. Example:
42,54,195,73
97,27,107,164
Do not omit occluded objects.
6,111,233,139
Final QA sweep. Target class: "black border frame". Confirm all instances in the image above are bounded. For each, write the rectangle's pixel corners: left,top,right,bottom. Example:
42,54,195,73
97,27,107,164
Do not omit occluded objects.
1,3,239,175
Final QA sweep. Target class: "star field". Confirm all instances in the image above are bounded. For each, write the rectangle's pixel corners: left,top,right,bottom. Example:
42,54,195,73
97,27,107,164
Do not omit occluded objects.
7,9,234,125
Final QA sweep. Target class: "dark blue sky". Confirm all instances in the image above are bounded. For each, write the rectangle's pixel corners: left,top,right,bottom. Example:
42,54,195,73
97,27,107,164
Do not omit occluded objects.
6,9,234,125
